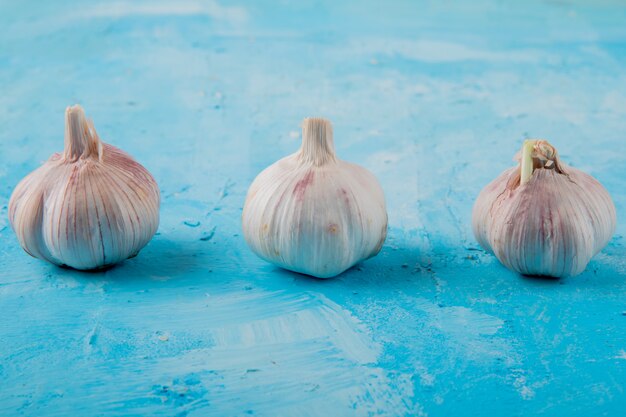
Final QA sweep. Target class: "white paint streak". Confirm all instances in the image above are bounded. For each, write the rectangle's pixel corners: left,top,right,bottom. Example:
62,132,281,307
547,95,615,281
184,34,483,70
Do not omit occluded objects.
209,295,379,364
135,290,415,415
614,350,626,360
351,39,545,63
82,1,248,23
433,305,504,337
514,375,536,400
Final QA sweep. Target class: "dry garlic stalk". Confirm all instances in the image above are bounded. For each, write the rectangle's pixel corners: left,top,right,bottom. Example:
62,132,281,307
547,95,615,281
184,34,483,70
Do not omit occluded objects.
472,139,616,277
242,117,388,278
9,105,160,270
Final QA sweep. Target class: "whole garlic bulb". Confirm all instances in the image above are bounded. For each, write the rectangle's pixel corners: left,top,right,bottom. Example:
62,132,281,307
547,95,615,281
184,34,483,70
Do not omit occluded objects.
9,105,160,270
472,139,616,277
242,118,388,278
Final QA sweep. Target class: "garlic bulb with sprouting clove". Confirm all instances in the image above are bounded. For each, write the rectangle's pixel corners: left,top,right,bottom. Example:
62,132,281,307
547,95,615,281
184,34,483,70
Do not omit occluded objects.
9,105,160,270
242,118,388,278
472,139,616,277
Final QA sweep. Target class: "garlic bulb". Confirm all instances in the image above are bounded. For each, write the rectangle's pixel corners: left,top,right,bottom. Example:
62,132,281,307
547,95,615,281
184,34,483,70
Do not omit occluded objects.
242,118,388,278
472,139,616,277
9,105,160,270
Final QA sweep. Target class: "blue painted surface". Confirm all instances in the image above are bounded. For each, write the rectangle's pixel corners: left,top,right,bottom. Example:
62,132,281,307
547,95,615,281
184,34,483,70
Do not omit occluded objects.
1,1,626,416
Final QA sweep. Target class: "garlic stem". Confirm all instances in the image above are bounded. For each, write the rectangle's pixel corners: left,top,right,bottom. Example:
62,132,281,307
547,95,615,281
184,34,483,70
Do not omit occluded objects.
300,118,337,166
64,105,102,161
520,139,537,185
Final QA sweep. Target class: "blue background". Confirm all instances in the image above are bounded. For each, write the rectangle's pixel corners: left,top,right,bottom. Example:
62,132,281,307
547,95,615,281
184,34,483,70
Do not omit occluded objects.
1,1,625,416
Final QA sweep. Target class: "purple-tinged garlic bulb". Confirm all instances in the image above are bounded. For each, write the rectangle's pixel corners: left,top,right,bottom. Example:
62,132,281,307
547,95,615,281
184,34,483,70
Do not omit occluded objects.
9,105,160,270
472,139,616,277
242,117,388,278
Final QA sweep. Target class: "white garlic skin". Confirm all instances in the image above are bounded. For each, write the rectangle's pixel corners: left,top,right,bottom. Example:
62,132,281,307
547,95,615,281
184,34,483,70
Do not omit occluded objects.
8,105,160,270
472,140,616,277
242,118,387,278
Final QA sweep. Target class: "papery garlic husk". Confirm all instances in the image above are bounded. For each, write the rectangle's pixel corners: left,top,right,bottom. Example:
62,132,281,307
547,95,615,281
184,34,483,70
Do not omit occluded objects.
472,139,616,277
242,118,388,278
8,105,160,270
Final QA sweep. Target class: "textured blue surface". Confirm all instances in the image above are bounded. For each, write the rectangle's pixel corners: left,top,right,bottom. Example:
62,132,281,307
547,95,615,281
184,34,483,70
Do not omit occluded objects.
1,1,626,416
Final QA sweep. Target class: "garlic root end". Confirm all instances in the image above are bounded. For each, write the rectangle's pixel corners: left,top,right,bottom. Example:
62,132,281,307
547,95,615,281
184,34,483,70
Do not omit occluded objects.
300,117,336,166
520,139,537,185
64,105,103,161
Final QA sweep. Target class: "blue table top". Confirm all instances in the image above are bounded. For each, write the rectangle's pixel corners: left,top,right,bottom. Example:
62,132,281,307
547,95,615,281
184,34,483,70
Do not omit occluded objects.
1,1,626,416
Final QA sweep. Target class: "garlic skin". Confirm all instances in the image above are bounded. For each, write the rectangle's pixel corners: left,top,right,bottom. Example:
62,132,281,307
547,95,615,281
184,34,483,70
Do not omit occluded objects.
9,105,160,270
472,139,616,277
242,118,387,278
